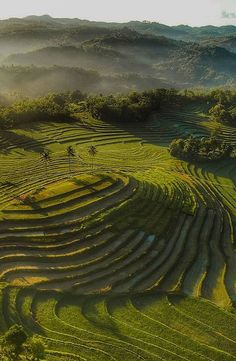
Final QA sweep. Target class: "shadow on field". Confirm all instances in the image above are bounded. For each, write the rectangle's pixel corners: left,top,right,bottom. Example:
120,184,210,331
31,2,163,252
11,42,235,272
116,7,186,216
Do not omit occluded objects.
22,196,49,216
0,130,45,154
105,105,208,147
61,294,133,342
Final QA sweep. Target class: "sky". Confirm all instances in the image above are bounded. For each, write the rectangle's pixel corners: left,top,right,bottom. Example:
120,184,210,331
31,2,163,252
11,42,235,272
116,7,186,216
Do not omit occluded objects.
1,0,236,26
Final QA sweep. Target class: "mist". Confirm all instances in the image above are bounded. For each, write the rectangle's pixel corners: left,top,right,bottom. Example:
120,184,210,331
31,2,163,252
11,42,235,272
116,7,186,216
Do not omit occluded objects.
0,15,235,96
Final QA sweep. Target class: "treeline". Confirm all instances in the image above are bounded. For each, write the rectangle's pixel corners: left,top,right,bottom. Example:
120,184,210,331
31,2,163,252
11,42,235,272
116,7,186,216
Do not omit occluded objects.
86,89,179,122
1,88,236,129
169,135,232,161
0,88,182,128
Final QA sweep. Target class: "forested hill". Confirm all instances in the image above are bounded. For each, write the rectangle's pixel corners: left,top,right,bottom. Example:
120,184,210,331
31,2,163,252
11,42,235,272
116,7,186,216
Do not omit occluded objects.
1,16,236,94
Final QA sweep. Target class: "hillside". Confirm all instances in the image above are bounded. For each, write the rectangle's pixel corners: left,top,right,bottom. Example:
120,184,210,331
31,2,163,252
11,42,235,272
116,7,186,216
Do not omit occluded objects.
1,13,236,360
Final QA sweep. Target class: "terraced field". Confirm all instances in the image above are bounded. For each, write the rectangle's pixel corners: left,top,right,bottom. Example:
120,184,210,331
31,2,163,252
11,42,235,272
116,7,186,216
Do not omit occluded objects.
0,104,236,360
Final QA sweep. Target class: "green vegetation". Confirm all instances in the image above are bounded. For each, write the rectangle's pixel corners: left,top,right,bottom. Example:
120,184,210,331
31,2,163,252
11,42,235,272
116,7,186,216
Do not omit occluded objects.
0,88,236,361
0,89,180,128
86,89,178,122
205,89,236,125
0,97,69,128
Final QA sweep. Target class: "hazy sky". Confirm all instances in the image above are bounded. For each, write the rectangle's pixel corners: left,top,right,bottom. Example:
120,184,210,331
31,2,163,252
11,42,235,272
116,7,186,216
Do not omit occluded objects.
1,0,236,26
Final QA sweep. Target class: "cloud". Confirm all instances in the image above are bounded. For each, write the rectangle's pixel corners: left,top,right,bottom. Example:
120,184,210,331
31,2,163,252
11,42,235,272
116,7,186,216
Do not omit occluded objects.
222,10,236,19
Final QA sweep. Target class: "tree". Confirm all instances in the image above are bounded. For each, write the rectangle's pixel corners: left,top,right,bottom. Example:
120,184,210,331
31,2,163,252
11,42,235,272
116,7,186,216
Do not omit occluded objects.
66,145,76,176
40,150,51,177
88,145,97,169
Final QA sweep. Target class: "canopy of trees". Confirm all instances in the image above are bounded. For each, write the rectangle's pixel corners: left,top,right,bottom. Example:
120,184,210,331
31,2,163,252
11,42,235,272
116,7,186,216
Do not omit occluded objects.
0,91,86,128
86,89,178,122
169,135,232,161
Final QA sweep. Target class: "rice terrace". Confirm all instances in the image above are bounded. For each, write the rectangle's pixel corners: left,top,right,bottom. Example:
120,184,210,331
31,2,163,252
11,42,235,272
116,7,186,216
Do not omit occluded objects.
0,88,236,361
1,8,236,361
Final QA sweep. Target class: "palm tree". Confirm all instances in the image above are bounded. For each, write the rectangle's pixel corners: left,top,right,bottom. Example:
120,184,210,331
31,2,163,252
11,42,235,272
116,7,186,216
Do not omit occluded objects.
40,150,51,177
66,145,76,176
88,145,97,169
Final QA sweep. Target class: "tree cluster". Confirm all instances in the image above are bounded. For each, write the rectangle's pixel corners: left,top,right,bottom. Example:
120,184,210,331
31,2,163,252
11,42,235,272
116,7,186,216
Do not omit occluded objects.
169,135,232,161
206,89,236,125
86,89,178,122
39,145,97,178
0,91,86,128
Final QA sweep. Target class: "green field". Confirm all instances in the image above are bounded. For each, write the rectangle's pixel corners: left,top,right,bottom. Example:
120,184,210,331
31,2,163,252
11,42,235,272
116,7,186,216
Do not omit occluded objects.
1,104,236,360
